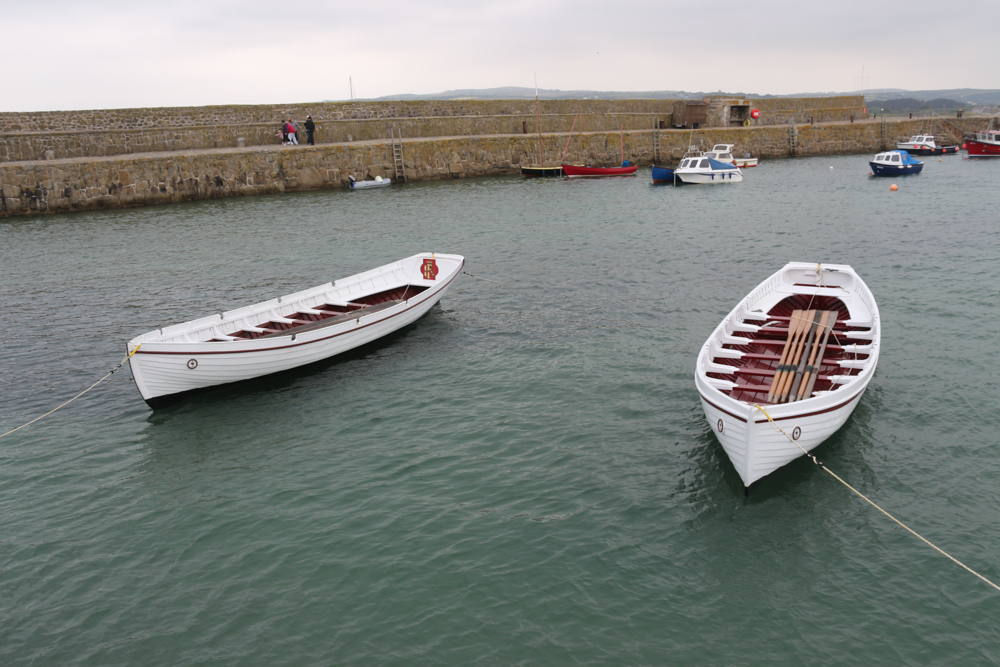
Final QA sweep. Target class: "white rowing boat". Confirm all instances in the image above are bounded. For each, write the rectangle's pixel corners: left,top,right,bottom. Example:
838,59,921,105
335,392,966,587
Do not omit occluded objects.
695,262,880,490
127,253,464,408
349,175,391,189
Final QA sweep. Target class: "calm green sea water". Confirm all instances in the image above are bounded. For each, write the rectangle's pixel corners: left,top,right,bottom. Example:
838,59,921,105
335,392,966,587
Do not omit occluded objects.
2,155,1000,665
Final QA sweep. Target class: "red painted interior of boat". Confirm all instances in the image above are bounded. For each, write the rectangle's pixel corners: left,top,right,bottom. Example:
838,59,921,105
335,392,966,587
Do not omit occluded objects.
707,294,870,405
214,285,429,341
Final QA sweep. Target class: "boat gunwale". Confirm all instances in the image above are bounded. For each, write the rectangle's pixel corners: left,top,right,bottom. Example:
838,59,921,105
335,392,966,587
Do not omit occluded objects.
130,261,463,356
695,262,880,416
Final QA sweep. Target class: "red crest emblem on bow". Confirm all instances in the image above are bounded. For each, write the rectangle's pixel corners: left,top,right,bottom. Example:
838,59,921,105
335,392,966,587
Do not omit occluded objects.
421,258,439,280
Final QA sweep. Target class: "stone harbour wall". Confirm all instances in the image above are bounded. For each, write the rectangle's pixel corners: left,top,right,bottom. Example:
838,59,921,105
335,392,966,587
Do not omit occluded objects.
1,134,578,216
1,103,991,218
0,113,671,164
0,99,678,134
0,97,871,163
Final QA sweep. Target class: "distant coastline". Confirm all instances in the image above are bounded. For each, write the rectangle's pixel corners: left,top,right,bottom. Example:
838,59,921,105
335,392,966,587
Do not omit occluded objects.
332,86,1000,107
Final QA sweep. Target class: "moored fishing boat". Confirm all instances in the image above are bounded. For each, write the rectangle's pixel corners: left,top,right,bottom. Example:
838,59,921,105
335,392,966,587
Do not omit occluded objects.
964,127,1000,157
895,134,959,155
650,164,677,183
704,144,735,162
674,156,742,184
869,150,923,176
704,144,759,167
561,163,639,177
521,165,564,177
127,253,464,408
520,78,563,177
560,114,637,177
695,262,880,490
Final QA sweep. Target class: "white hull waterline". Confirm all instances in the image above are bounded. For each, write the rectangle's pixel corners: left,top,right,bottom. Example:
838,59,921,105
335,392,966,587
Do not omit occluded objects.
695,262,880,488
349,175,391,189
675,155,743,184
127,253,464,408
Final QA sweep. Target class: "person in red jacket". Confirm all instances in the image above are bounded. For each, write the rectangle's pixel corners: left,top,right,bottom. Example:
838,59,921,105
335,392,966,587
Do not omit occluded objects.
286,119,299,145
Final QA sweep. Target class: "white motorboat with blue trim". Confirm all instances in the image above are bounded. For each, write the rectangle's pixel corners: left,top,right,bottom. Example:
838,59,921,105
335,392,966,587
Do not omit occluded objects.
674,155,743,184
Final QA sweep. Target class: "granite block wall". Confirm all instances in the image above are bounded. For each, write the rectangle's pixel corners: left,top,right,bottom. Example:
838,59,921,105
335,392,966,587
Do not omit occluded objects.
1,110,990,218
0,113,671,163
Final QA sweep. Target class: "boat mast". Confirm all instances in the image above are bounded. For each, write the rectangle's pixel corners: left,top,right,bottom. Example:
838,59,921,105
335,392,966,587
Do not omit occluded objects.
561,113,579,162
620,120,624,165
535,74,544,166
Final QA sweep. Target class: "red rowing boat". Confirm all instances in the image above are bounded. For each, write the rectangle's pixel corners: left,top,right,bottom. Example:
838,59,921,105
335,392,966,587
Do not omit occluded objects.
560,115,637,177
560,164,638,177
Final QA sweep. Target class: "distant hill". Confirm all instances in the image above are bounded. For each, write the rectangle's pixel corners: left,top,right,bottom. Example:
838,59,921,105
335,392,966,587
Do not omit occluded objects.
860,88,1000,105
339,86,1000,106
867,97,971,111
365,87,707,101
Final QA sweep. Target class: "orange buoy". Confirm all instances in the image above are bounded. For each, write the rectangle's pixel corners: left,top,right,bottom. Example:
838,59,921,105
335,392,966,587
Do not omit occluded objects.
939,158,942,162
890,184,898,191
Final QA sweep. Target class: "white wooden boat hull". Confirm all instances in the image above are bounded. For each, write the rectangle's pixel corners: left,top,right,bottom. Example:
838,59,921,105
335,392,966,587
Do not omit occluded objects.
127,253,463,408
696,380,869,487
734,158,758,167
350,178,391,189
695,262,880,488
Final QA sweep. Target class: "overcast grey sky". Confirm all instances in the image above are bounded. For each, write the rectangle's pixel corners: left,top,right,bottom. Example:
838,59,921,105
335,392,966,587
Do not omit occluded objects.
2,0,998,111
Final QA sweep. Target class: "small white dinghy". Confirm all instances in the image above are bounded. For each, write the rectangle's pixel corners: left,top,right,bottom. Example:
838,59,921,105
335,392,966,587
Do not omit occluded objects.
349,175,391,189
695,262,880,490
127,253,464,408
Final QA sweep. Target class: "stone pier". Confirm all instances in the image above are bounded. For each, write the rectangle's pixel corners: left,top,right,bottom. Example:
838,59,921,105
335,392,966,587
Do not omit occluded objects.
1,96,990,218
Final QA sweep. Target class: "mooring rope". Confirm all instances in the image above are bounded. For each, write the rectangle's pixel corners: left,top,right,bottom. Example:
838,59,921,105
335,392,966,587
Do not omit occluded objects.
751,403,1000,594
0,345,140,441
462,270,507,286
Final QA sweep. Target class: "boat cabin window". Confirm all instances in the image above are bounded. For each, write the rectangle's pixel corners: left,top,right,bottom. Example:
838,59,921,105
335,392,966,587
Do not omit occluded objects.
890,154,900,162
699,159,709,168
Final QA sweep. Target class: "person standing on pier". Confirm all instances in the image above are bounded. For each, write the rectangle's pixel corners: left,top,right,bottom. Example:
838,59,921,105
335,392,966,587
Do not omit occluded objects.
305,116,315,145
286,119,299,145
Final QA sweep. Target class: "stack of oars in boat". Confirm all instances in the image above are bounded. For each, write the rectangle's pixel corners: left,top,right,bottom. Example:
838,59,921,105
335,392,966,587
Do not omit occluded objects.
766,309,839,404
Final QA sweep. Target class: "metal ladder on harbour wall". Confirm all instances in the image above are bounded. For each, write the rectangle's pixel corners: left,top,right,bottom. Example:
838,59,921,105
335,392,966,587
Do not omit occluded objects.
391,127,406,183
880,115,888,150
787,123,798,157
652,121,661,163
935,118,967,145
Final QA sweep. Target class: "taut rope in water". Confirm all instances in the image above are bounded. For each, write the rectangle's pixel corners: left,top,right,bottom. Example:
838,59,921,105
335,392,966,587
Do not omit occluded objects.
752,403,1000,594
461,270,506,286
0,346,140,441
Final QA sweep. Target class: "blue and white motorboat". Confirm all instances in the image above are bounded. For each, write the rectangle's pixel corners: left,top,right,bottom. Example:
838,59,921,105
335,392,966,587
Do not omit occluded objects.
869,150,923,176
674,156,743,184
